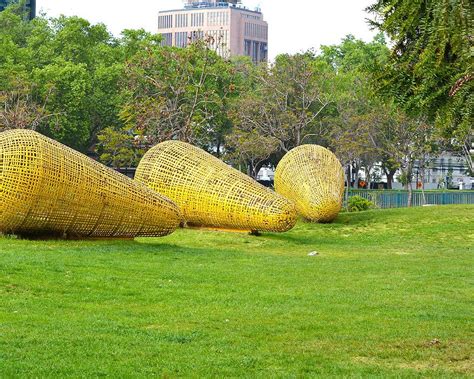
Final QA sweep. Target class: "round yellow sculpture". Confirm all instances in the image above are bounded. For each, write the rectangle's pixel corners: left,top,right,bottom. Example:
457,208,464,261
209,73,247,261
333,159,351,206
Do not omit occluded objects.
274,145,345,223
0,129,182,238
135,141,297,232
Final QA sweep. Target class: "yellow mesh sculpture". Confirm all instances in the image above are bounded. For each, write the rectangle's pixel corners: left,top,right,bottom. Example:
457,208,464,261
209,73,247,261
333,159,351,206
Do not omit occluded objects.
0,129,182,238
274,145,345,223
135,141,297,232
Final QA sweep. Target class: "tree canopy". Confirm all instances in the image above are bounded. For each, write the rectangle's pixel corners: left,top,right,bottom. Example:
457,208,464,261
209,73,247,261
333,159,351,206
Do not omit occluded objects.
0,1,470,192
367,0,473,167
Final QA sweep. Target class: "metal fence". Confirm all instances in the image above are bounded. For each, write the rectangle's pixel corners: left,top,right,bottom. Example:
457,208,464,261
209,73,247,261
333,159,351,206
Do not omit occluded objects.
347,190,474,209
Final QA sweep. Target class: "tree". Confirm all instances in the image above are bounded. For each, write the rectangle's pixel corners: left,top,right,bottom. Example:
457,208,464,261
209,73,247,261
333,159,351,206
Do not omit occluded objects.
225,128,279,178
0,81,52,131
367,0,473,170
121,38,237,152
229,51,335,169
319,35,391,190
377,109,437,206
96,127,144,169
0,9,126,152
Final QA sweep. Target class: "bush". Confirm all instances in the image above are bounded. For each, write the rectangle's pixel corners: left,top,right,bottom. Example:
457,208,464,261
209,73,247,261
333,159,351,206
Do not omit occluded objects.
348,195,373,212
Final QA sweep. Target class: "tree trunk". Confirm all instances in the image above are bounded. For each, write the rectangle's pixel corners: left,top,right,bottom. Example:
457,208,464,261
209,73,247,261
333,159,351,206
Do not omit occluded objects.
386,172,394,189
247,162,253,177
420,168,426,205
345,164,351,210
365,166,372,190
353,162,360,189
407,181,413,207
406,164,413,207
248,161,264,180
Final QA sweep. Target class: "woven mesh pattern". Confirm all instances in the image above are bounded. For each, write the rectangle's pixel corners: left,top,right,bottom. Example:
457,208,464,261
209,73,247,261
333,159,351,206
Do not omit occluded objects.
135,141,297,232
275,145,345,223
0,130,182,238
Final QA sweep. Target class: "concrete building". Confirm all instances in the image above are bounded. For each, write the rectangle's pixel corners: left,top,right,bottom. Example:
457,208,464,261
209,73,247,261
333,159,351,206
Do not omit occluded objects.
158,0,268,62
366,153,473,190
0,0,35,20
409,153,473,190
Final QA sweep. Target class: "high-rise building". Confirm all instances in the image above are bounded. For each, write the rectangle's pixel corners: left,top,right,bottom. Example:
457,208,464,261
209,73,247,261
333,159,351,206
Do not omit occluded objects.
0,0,36,20
158,0,268,63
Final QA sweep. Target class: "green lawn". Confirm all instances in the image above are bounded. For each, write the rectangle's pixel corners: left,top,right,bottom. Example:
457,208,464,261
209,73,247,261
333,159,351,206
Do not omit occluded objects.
1,205,473,377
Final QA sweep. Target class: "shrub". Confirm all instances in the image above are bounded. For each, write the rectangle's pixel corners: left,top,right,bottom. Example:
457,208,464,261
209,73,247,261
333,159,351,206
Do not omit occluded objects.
348,195,373,212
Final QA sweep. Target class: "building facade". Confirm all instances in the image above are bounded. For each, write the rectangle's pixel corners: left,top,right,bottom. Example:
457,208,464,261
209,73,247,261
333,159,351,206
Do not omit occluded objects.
158,0,268,62
411,153,473,190
0,0,36,20
369,153,473,190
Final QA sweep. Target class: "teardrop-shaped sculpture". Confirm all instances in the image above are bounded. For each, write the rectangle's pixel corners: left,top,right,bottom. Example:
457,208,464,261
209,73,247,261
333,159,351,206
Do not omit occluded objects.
274,145,345,223
0,129,182,238
135,141,297,232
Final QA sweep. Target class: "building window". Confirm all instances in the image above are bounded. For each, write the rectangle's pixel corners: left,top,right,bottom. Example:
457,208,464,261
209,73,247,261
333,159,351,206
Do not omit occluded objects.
175,32,188,48
252,41,259,62
244,23,268,39
191,12,204,27
207,11,228,26
205,30,228,56
176,13,188,28
243,39,267,63
189,30,204,42
160,33,173,46
244,39,251,56
243,13,260,20
158,15,173,29
260,42,268,61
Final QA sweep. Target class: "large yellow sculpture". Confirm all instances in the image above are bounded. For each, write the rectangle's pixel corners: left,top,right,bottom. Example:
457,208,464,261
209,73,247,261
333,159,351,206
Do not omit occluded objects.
135,141,297,232
274,145,345,223
0,130,182,238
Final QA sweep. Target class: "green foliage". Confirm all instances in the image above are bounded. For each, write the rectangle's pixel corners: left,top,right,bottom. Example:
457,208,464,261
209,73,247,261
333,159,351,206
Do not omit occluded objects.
396,172,411,186
0,206,472,376
347,195,373,212
97,127,144,168
33,61,92,149
320,33,389,76
367,0,473,167
228,52,336,173
0,8,125,152
1,2,459,176
121,39,238,152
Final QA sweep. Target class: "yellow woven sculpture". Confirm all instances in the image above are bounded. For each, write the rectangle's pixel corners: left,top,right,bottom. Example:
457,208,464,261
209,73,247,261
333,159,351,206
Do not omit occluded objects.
274,145,345,223
0,129,182,238
135,141,297,232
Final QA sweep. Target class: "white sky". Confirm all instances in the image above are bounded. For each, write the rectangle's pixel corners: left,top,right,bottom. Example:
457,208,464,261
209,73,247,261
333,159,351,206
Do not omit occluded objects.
37,0,377,60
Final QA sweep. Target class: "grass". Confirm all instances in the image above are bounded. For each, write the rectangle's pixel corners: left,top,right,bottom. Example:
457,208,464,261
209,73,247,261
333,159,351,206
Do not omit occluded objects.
0,205,473,377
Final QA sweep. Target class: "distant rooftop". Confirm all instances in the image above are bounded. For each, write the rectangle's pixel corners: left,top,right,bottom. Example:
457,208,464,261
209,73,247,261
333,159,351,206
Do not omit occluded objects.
165,1,261,14
183,0,245,9
184,0,240,7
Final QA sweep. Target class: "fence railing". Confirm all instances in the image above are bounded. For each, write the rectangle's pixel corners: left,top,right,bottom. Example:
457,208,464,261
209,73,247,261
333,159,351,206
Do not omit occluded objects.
346,190,474,209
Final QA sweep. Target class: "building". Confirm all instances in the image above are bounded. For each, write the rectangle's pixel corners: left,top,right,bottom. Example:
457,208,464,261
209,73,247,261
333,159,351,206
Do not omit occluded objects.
412,153,473,190
158,0,268,63
367,153,473,190
0,0,35,20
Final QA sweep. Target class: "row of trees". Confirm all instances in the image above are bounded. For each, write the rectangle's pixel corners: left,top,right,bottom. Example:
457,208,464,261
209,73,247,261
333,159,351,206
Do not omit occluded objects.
0,2,471,203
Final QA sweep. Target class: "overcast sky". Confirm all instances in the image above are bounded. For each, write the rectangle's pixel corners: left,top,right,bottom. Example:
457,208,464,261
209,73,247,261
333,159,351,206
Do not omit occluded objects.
37,0,377,60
